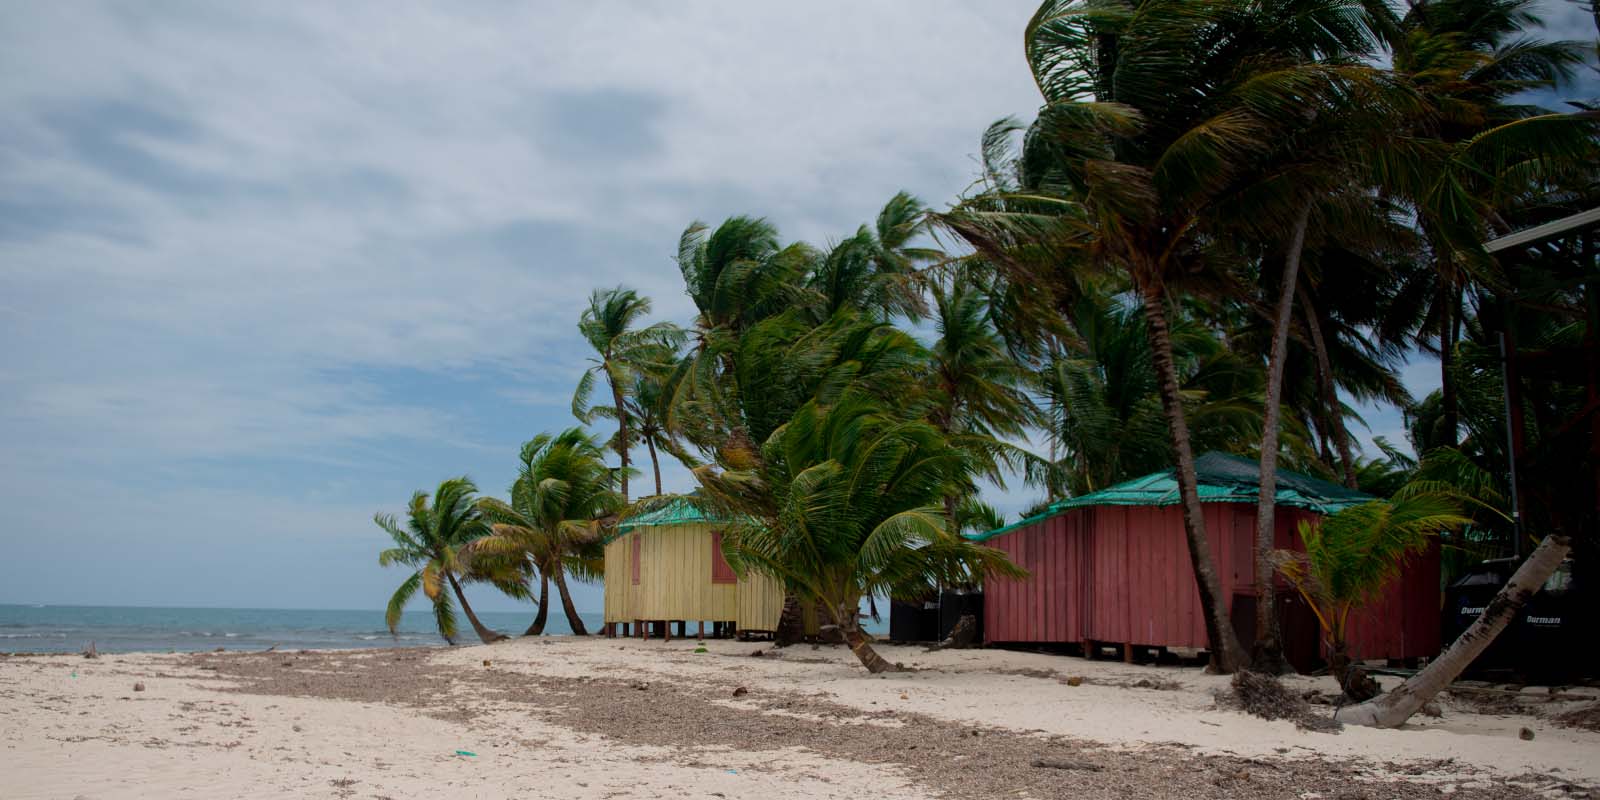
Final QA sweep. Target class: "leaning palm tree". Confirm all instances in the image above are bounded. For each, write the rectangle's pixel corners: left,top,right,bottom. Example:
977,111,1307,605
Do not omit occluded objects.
470,430,621,636
696,392,1023,673
376,477,507,645
573,287,685,502
1271,488,1469,697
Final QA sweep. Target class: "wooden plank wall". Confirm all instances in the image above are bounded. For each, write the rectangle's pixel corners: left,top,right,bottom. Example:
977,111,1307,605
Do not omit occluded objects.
604,524,788,630
985,503,1443,661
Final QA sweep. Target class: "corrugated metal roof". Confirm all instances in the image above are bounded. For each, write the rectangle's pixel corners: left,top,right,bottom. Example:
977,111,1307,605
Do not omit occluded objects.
616,496,728,533
967,452,1373,542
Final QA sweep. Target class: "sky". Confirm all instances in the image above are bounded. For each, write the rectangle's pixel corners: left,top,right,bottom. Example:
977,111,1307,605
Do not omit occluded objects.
1,2,1595,615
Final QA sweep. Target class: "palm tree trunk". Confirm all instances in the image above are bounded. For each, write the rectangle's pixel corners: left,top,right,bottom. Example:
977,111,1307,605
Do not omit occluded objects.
523,572,550,636
828,600,900,673
1139,283,1249,674
1252,205,1310,675
610,378,631,502
1438,280,1459,446
551,564,589,635
1339,533,1571,727
446,572,507,644
1299,284,1359,489
646,434,662,496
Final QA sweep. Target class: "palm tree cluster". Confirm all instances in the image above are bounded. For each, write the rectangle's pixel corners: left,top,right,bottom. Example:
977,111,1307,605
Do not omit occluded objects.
371,0,1597,713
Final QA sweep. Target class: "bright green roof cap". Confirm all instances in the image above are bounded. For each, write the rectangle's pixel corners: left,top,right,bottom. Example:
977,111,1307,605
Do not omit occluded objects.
967,452,1373,542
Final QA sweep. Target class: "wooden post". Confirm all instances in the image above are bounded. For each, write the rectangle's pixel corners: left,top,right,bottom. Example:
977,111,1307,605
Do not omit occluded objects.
639,620,648,641
1083,639,1095,660
663,621,671,642
698,621,705,639
1123,643,1135,664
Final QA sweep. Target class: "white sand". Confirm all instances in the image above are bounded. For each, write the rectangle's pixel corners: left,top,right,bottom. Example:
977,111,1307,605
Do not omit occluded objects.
3,637,1595,799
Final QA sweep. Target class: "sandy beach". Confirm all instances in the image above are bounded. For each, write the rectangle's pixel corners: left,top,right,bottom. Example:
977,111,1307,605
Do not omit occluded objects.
3,637,1597,799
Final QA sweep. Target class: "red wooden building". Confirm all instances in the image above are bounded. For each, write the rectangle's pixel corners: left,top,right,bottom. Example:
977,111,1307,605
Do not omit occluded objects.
968,453,1441,669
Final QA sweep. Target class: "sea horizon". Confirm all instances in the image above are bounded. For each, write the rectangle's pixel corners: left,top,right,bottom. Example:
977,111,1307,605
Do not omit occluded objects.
0,602,602,654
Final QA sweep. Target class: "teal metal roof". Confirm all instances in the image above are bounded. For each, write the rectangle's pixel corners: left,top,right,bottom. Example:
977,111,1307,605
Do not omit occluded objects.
967,452,1372,542
616,496,728,533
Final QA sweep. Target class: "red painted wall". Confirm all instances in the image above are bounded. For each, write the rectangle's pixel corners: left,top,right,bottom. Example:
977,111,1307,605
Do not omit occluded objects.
981,502,1441,660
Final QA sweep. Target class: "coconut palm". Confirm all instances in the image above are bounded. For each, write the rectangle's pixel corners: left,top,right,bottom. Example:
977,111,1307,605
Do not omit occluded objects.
807,192,940,322
624,351,698,497
573,287,685,502
1271,489,1469,696
1039,291,1270,498
376,477,508,645
695,391,1023,672
470,429,621,637
927,273,1042,524
1374,0,1591,445
941,0,1406,672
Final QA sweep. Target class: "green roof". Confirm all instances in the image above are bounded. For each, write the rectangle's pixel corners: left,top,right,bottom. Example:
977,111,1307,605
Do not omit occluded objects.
616,496,728,533
967,452,1373,542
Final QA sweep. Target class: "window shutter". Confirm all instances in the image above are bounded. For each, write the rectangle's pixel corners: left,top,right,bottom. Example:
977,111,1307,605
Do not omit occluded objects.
710,531,737,584
630,535,641,585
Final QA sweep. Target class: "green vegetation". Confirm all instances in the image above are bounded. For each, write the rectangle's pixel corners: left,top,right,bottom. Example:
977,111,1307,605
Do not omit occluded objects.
372,0,1597,716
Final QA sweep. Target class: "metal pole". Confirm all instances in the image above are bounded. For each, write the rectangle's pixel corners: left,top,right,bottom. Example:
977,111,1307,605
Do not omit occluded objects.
1498,330,1523,557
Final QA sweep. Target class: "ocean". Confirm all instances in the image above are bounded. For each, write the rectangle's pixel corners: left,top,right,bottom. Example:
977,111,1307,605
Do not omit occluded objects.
0,604,602,654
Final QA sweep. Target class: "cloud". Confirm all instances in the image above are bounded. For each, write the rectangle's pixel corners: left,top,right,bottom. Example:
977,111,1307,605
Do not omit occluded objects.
0,1,1044,610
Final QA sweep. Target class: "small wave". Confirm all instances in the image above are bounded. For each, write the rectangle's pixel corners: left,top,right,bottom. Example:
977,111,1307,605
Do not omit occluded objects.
224,633,240,638
0,633,67,639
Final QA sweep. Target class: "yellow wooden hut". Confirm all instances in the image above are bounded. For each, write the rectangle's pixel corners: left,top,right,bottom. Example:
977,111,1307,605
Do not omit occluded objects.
603,498,784,638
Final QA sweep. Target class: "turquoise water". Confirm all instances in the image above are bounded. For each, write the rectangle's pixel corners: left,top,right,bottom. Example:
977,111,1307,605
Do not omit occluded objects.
0,604,601,654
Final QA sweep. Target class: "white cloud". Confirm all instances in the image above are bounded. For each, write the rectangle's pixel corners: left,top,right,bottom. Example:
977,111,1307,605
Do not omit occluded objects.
0,2,1042,609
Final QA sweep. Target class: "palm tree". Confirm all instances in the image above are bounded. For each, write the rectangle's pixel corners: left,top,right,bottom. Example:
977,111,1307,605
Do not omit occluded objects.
1340,532,1572,726
695,392,1023,672
1271,489,1469,696
1038,290,1270,498
573,287,685,502
624,348,698,497
807,192,940,322
470,430,620,637
1375,0,1590,445
376,478,507,645
927,273,1041,525
943,0,1401,672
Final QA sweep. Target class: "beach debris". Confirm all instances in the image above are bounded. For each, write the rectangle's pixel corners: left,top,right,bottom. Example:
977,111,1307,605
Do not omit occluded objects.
82,641,98,659
292,724,303,732
1554,701,1600,732
899,693,909,700
695,641,709,653
732,687,749,697
1031,758,1103,771
1219,670,1342,733
133,682,146,692
924,615,978,652
631,681,650,691
455,750,477,757
749,649,764,657
262,644,277,653
1065,676,1084,687
1520,727,1535,741
214,647,226,653
482,660,492,667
